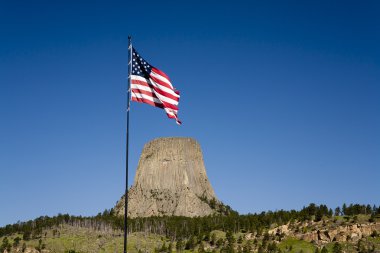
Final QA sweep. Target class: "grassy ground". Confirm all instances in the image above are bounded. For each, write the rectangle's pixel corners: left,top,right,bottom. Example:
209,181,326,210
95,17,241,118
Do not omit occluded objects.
278,238,316,253
1,227,165,253
1,222,379,253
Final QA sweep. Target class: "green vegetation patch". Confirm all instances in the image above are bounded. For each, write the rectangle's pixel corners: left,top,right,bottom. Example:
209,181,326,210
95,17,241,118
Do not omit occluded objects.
278,238,316,253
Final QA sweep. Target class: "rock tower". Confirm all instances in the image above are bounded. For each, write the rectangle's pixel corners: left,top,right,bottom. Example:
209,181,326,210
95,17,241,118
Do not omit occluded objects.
114,137,219,217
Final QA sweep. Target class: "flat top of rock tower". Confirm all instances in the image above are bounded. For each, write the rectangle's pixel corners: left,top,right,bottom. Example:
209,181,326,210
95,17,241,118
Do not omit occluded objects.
147,137,199,144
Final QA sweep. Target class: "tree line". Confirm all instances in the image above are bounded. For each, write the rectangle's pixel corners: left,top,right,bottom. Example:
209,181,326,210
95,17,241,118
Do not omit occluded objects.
1,203,379,241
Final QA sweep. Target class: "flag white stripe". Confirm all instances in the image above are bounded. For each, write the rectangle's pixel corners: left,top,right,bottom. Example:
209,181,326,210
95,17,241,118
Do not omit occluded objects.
131,83,179,106
131,92,162,104
131,75,179,98
131,46,181,125
164,108,177,116
148,77,179,99
150,70,173,89
131,77,180,100
130,83,153,93
131,92,179,110
154,91,179,106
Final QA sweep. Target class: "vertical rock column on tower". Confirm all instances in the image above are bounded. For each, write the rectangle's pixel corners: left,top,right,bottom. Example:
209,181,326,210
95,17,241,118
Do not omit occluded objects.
114,137,220,217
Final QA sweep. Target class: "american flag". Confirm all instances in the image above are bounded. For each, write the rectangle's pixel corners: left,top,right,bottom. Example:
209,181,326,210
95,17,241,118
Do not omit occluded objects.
130,47,181,125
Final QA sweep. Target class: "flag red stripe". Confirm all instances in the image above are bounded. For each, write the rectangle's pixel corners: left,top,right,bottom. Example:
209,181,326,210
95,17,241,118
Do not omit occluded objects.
163,108,181,123
131,47,181,125
166,113,176,119
132,96,182,125
131,96,165,109
132,96,181,125
131,81,179,107
131,89,179,110
131,75,179,98
149,74,173,91
131,79,179,102
152,67,171,82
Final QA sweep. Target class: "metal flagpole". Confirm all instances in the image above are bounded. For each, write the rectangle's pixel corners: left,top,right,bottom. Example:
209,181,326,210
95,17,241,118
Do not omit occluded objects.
124,35,132,253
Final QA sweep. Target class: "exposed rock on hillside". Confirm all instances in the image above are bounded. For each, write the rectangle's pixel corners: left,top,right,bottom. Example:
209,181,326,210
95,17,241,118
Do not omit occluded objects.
268,220,380,245
115,137,220,218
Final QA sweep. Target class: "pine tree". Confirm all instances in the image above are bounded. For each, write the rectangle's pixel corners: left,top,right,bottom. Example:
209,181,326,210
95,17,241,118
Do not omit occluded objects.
216,238,224,248
334,207,341,216
366,204,372,215
210,232,217,246
315,209,323,222
176,239,183,252
342,204,347,216
268,242,277,253
160,242,167,252
0,237,11,253
23,231,31,241
13,236,21,247
226,230,236,244
204,232,210,242
243,243,252,253
263,232,270,243
168,242,173,253
372,205,377,214
198,242,206,253
185,237,196,250
332,242,342,253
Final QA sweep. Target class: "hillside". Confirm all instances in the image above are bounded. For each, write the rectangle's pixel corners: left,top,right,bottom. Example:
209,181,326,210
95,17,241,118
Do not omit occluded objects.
1,204,380,253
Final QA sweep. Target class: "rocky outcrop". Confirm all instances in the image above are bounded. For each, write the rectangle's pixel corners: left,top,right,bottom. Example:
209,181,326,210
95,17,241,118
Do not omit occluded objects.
269,222,380,245
114,137,220,218
3,247,49,253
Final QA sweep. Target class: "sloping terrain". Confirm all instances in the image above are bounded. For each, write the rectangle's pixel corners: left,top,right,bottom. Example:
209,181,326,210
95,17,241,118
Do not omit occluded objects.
1,213,379,253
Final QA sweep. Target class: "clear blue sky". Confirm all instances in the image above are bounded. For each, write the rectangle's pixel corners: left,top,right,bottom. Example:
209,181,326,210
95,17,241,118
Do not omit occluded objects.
1,0,379,226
